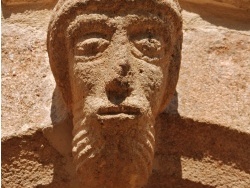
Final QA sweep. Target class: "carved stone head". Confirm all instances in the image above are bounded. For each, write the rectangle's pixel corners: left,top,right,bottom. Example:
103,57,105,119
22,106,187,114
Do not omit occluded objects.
47,0,182,187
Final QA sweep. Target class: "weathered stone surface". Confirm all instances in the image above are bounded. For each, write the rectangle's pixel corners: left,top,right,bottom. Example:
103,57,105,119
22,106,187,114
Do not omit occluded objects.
182,0,250,10
1,0,250,187
181,156,250,187
178,0,250,133
1,9,55,137
1,129,69,187
2,0,57,6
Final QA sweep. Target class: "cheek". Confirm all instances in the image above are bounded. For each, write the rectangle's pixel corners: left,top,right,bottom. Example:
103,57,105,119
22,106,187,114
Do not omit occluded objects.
139,65,164,105
71,62,103,101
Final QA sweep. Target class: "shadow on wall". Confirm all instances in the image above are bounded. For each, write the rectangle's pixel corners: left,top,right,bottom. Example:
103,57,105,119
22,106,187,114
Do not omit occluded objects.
1,130,70,187
179,0,250,31
43,90,250,187
1,0,59,18
147,94,250,187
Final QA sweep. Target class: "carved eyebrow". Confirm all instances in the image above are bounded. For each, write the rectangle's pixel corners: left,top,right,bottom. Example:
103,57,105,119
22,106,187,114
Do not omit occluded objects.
67,14,111,36
74,14,109,23
124,14,165,26
125,15,166,37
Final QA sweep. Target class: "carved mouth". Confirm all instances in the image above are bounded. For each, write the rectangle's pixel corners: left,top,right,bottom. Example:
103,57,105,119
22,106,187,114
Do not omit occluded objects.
97,106,141,119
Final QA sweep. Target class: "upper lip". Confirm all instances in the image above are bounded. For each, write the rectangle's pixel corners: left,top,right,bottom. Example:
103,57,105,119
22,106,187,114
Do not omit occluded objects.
97,106,141,116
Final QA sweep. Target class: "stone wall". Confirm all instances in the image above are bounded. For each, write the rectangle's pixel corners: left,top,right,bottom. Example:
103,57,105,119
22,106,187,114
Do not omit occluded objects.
2,0,250,187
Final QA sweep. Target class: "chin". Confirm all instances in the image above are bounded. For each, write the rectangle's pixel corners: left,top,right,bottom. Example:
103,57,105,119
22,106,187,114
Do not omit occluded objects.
72,112,156,188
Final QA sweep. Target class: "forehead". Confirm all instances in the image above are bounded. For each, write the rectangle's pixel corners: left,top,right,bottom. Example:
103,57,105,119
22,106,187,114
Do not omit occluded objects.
68,13,165,29
62,1,177,37
60,0,172,17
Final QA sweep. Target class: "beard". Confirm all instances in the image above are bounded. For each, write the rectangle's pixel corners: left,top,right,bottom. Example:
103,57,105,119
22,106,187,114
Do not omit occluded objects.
72,108,156,188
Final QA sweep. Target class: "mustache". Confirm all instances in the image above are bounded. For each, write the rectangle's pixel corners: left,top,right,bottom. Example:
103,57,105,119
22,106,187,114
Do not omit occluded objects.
97,105,141,116
72,114,156,184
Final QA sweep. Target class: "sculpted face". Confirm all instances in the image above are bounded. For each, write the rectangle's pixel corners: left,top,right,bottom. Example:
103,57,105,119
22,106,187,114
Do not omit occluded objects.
69,13,166,187
48,0,182,187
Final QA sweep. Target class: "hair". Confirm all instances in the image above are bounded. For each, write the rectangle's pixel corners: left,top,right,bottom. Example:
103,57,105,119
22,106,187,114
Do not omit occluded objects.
47,0,182,113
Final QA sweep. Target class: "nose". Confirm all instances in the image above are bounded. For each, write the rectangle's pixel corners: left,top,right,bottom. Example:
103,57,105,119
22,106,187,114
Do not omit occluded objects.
106,56,132,105
105,78,132,105
105,32,133,105
110,30,131,76
117,59,130,76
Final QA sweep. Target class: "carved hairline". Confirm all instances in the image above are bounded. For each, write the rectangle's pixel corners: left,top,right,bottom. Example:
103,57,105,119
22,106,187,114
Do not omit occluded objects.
47,0,182,112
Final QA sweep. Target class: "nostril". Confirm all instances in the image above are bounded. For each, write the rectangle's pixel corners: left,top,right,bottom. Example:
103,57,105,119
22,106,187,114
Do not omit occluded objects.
105,78,132,105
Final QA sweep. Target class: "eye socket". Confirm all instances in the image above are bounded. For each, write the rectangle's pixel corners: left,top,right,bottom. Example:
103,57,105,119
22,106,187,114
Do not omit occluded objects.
131,33,163,59
75,36,110,57
134,38,161,54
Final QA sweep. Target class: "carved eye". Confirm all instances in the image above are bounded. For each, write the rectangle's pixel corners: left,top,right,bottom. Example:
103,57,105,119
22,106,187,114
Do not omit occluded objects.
75,37,110,57
131,32,163,60
133,38,162,55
